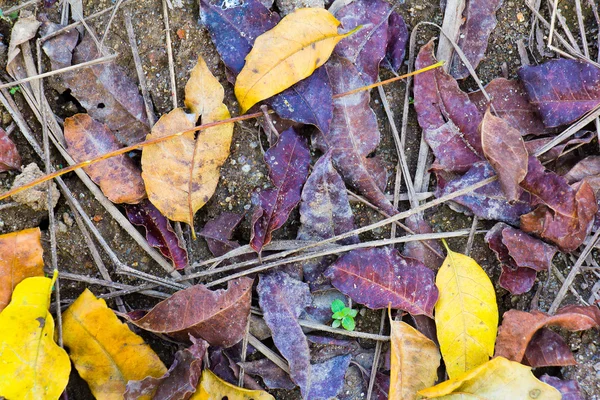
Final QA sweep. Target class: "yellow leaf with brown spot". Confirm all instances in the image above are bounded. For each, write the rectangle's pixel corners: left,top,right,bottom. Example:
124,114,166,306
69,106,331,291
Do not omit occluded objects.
435,243,498,378
418,357,561,399
190,369,275,400
142,56,233,231
388,318,440,400
63,289,167,400
0,272,70,400
0,227,44,312
234,8,357,113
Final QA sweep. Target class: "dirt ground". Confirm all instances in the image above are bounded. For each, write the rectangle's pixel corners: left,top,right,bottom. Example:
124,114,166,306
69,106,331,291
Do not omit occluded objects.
0,0,599,398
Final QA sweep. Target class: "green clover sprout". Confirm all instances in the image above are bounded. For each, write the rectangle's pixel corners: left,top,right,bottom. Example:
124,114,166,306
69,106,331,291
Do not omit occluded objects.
331,299,358,331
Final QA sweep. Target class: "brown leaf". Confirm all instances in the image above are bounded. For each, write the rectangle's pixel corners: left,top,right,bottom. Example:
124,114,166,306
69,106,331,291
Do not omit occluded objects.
64,114,146,204
480,110,528,202
0,127,21,172
0,228,44,312
495,305,600,363
126,277,253,347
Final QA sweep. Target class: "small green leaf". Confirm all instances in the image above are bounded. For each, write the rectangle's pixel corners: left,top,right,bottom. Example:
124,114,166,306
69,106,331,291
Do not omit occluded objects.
331,299,345,313
332,311,345,320
342,316,355,331
9,11,18,19
332,319,342,329
348,309,358,318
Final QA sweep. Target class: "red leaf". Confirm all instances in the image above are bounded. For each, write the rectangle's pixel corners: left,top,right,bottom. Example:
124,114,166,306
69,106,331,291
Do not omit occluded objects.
0,127,21,172
524,328,576,367
199,212,244,257
126,277,253,347
324,247,438,316
498,265,537,295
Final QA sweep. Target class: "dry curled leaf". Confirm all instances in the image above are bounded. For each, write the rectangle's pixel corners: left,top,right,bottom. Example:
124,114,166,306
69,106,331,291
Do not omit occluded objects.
0,127,21,172
65,113,146,204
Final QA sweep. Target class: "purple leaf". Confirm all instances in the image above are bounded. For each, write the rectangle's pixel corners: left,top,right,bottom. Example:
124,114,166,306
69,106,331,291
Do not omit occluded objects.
484,222,517,269
564,155,600,184
385,12,409,71
519,59,600,128
448,0,503,79
437,162,532,224
125,200,189,270
124,336,208,400
540,375,584,400
239,358,296,390
333,0,392,84
401,214,444,271
250,128,310,253
414,40,483,173
199,212,244,257
303,288,347,325
320,55,396,216
524,328,576,367
200,0,333,133
325,247,438,316
525,130,594,163
469,78,549,136
0,127,21,172
305,355,351,400
498,265,537,295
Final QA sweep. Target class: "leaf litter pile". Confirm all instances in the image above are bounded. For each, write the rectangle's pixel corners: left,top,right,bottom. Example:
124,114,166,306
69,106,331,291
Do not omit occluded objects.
1,0,600,399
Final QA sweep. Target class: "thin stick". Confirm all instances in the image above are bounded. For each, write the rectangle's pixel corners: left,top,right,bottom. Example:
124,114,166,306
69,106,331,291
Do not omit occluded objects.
3,0,38,14
464,216,478,256
238,320,250,388
247,334,290,373
162,0,178,108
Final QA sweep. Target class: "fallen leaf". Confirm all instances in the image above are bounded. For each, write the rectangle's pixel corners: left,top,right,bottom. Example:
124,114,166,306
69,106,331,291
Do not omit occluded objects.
435,243,498,378
402,214,444,271
324,247,438,316
6,15,41,73
42,30,151,146
0,127,21,172
518,58,600,128
469,78,549,136
199,212,244,257
303,354,351,400
190,369,275,400
448,0,503,79
63,289,167,399
498,265,538,295
64,113,146,204
494,305,600,363
388,317,440,400
124,336,208,400
319,55,396,216
523,328,576,367
128,277,253,347
414,40,483,173
564,155,600,184
235,8,352,113
125,199,189,270
417,357,561,399
10,162,60,212
437,161,532,224
0,227,44,312
142,56,233,229
306,335,360,363
200,0,333,134
384,11,409,72
525,131,594,163
480,110,528,201
0,273,70,400
250,128,310,253
540,375,584,400
239,358,296,390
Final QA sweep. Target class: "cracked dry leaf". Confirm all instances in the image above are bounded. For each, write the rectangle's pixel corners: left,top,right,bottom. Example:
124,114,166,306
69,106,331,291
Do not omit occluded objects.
235,8,355,113
142,56,233,230
0,227,44,312
0,272,70,400
435,243,498,378
63,289,167,400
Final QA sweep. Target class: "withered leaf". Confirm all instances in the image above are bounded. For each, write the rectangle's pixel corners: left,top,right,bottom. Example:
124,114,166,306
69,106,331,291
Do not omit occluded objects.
498,265,537,295
401,214,444,271
480,110,528,202
495,305,600,363
523,328,576,368
469,78,549,136
127,277,253,347
250,128,310,253
125,200,188,270
239,358,296,390
325,247,438,316
319,55,396,216
64,114,146,204
519,58,600,128
384,11,409,72
0,127,21,172
199,212,244,257
448,0,503,79
124,336,208,400
525,131,595,164
540,375,584,400
414,40,483,173
42,30,150,146
564,155,600,185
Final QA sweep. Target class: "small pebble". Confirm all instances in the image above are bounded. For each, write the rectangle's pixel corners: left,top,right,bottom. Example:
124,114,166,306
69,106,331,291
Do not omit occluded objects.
242,164,251,173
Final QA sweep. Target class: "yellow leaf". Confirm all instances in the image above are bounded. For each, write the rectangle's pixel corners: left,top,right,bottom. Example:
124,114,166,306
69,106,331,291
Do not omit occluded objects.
389,317,440,400
235,8,356,113
417,357,561,399
63,289,167,400
0,227,44,312
434,243,498,378
190,369,275,400
0,271,70,400
142,56,233,231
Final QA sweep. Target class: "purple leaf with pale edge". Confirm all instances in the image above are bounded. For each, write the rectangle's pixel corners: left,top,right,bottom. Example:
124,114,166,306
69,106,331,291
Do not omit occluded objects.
199,212,243,257
385,12,409,71
325,247,438,316
540,375,584,400
126,200,188,270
